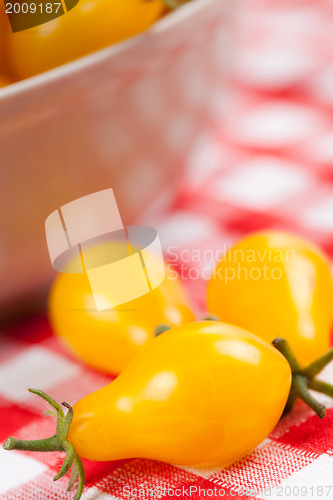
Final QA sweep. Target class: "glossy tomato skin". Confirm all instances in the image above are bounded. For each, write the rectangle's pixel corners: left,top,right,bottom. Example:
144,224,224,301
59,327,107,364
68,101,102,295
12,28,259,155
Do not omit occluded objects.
0,3,11,82
0,74,11,87
7,0,166,79
207,231,333,366
49,247,194,375
68,322,291,466
0,3,6,69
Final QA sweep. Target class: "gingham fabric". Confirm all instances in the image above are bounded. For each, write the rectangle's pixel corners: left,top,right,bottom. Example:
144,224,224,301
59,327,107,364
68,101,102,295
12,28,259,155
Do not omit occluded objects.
2,0,333,498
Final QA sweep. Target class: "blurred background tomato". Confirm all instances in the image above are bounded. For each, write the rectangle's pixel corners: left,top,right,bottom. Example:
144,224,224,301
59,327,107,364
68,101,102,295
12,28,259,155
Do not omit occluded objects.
0,2,11,85
8,0,166,79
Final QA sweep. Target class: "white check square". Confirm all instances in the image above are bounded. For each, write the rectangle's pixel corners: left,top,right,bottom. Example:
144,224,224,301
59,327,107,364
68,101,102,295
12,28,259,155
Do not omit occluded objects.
211,157,311,210
0,448,46,494
0,347,79,403
262,455,333,500
300,195,333,231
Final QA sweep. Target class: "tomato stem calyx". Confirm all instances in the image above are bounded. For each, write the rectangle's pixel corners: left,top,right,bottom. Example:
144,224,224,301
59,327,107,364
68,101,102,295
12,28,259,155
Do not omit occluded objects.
154,318,221,338
161,0,192,9
3,389,85,500
272,337,333,418
154,324,171,337
145,0,191,9
201,314,220,321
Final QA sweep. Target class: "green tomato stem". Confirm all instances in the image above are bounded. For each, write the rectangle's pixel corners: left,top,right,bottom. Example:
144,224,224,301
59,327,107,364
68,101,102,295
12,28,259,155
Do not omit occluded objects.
154,324,171,337
201,314,220,321
272,337,333,418
29,388,64,419
73,455,85,500
145,0,192,9
272,337,302,373
54,441,76,481
59,401,74,441
309,379,333,398
162,0,192,8
303,348,333,379
292,374,326,418
3,435,64,452
3,389,84,499
68,461,79,491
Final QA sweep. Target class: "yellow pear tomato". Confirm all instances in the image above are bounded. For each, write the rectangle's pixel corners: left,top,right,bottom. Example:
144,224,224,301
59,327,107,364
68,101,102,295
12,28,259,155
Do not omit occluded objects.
67,322,292,465
208,231,333,366
49,242,194,375
6,322,333,499
7,0,166,79
0,75,11,87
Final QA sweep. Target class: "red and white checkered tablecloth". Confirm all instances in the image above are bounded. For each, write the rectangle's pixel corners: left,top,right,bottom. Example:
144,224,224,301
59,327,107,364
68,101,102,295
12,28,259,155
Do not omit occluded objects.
2,0,333,498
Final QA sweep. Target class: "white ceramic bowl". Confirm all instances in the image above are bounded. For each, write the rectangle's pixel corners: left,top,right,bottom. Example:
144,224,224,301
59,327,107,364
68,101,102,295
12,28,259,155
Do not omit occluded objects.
0,0,234,308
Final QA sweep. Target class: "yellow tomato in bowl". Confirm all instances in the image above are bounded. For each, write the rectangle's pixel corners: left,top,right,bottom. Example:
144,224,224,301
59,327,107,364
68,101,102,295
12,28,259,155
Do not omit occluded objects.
7,0,166,79
0,2,11,78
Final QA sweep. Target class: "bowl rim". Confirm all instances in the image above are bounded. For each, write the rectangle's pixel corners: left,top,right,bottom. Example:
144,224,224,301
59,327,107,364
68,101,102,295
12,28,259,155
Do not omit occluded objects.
0,0,220,101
